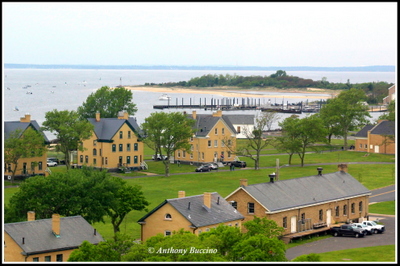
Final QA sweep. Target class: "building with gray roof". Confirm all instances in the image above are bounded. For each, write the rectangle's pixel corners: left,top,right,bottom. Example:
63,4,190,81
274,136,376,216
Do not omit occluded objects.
4,213,103,262
138,191,244,241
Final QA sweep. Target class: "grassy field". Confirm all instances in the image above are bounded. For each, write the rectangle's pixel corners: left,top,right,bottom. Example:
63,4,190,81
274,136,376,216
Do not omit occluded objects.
315,245,395,262
369,201,396,215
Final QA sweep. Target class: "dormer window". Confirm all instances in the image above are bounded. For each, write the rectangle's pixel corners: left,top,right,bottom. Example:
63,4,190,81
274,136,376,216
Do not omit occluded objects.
165,213,172,220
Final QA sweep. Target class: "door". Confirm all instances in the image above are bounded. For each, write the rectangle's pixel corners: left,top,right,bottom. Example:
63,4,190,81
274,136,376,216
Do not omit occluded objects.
326,209,332,227
290,216,297,233
374,145,379,153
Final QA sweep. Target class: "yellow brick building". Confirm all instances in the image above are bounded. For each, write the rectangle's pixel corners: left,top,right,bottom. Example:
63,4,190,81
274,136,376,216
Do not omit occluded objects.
175,110,237,164
138,191,245,242
354,120,395,154
4,114,49,180
4,212,103,262
225,164,371,236
77,111,144,171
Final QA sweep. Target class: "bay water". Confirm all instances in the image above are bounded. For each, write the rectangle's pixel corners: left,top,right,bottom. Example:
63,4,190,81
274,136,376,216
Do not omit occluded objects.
3,68,394,140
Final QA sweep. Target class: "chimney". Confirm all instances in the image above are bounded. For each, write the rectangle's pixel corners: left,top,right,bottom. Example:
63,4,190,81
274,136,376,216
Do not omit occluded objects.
27,211,35,221
317,167,323,176
52,214,60,236
338,164,348,173
20,113,31,123
212,110,223,117
203,192,212,209
95,112,100,122
178,191,186,198
118,110,129,119
269,173,276,183
240,179,248,187
192,110,197,119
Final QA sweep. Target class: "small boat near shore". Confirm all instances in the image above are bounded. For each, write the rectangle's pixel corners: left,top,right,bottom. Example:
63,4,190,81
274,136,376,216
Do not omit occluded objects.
159,94,171,101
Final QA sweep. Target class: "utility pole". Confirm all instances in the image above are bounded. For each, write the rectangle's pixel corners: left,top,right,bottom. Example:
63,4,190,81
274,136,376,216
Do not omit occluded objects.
276,158,279,181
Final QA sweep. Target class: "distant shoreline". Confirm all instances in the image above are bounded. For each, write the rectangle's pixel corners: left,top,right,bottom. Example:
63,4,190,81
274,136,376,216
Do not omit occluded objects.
4,64,395,72
124,85,339,99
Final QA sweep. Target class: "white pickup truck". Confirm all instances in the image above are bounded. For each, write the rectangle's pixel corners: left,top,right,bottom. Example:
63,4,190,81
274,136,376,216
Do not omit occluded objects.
351,223,373,235
361,220,385,234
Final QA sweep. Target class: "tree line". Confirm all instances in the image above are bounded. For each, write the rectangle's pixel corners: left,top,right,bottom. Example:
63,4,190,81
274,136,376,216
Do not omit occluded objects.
144,70,393,104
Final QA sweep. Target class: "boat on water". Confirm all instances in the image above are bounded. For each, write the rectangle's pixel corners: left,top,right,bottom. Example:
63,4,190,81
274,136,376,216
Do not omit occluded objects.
159,94,171,101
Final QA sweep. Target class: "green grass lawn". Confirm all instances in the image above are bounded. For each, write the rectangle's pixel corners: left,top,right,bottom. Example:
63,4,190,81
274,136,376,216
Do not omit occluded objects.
368,201,395,215
4,148,395,243
315,245,395,262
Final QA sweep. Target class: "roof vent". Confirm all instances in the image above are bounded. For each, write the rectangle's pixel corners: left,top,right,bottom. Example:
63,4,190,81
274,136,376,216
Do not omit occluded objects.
317,167,323,176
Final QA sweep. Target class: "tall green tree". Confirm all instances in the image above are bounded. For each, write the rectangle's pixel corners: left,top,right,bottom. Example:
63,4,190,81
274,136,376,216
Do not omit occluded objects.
318,88,371,150
4,128,47,183
278,115,328,166
378,100,395,122
141,112,196,177
105,176,149,236
77,86,137,119
41,109,94,169
6,167,149,229
243,216,285,239
274,115,302,165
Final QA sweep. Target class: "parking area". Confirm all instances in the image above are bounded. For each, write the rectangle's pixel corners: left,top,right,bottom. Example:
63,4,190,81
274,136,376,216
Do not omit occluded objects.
285,215,395,261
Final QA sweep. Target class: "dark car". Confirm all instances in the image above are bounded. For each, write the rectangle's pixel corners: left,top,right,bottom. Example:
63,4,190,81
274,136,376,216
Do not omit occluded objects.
204,163,218,170
230,161,247,168
195,165,211,172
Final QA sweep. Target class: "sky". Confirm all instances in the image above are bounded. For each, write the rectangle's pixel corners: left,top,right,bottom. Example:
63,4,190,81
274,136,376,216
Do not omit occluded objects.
2,2,398,67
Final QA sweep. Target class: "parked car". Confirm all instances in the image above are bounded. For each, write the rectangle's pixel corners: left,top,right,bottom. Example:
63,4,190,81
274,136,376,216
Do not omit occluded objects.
152,154,168,161
195,165,212,172
361,220,385,234
351,223,373,235
330,224,367,238
47,159,57,167
204,163,218,170
230,161,247,168
47,157,66,165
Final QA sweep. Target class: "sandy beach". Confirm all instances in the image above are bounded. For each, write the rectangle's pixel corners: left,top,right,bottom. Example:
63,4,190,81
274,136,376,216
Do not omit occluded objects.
124,86,339,99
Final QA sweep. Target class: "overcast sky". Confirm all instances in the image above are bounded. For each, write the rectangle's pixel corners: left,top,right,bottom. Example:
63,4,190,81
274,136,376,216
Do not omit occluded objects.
2,2,397,67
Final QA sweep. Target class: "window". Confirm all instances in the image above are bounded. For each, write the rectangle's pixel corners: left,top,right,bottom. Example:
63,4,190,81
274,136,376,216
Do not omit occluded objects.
119,156,123,165
31,162,35,172
93,140,97,146
165,213,172,220
237,126,241,133
248,202,255,214
365,144,368,149
215,128,218,135
93,158,96,165
127,143,131,151
283,217,287,228
202,152,204,160
231,201,237,209
222,128,225,135
112,144,116,152
359,144,362,148
38,162,42,171
165,230,171,236
351,203,355,214
182,150,186,158
301,213,306,223
208,140,211,147
343,204,347,216
134,156,138,164
134,143,138,151
221,140,225,147
359,201,363,212
119,131,123,139
319,209,323,221
126,156,131,164
93,148,97,156
85,156,89,164
190,144,193,151
178,151,181,158
335,206,339,216
105,157,108,165
45,256,51,262
23,163,27,174
119,144,123,152
56,254,63,262
228,151,231,158
33,257,39,262
128,131,131,139
190,137,193,142
214,140,218,147
80,155,83,163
